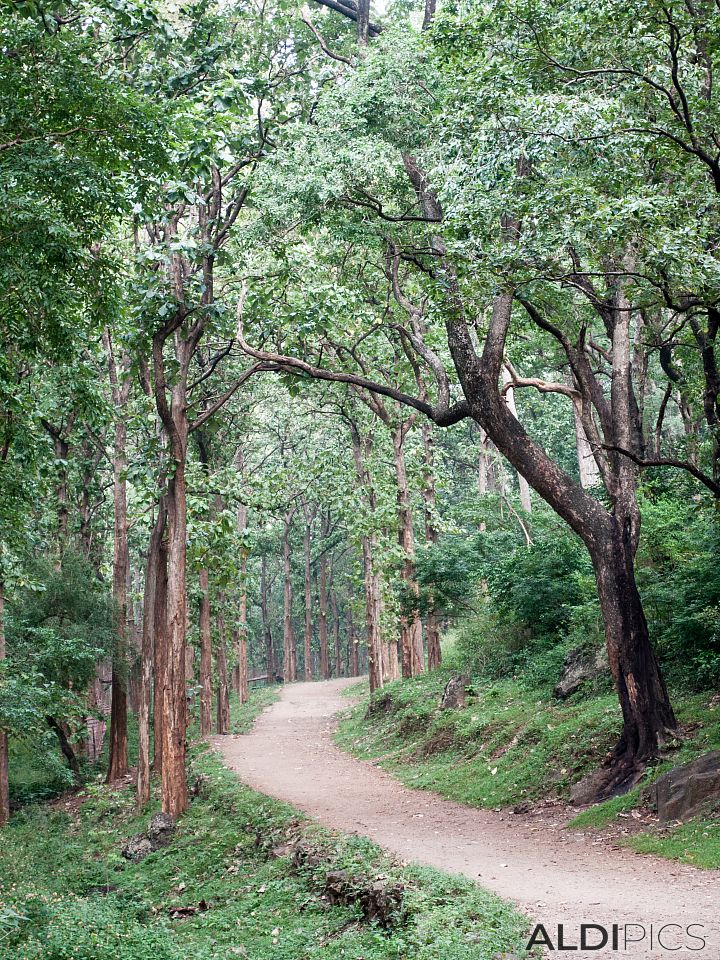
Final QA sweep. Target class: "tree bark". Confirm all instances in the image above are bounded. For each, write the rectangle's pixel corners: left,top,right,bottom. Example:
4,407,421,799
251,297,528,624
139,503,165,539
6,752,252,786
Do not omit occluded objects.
348,604,360,677
302,504,314,680
318,518,331,680
46,716,80,781
0,579,9,826
235,492,250,700
501,368,532,512
282,508,297,682
152,531,168,774
137,500,166,808
331,584,343,676
261,553,275,680
216,604,231,735
198,567,213,736
421,422,442,670
392,424,424,677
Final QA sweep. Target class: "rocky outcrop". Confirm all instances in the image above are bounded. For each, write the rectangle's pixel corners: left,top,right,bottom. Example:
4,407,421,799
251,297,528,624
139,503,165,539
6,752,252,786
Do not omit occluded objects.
553,645,607,699
649,752,720,822
323,869,404,927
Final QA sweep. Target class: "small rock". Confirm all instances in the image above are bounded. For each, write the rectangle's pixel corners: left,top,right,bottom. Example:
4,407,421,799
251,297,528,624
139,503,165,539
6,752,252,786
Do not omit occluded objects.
121,835,154,863
440,674,469,710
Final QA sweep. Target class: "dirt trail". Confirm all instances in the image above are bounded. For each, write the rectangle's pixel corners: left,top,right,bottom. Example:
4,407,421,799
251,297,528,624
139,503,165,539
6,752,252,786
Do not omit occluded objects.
212,679,719,959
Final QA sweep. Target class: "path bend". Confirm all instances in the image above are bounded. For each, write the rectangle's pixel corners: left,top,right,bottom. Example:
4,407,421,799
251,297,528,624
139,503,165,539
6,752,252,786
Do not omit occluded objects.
212,678,719,959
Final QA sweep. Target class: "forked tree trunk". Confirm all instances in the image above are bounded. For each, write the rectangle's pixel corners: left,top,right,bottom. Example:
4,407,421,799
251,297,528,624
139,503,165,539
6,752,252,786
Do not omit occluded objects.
137,501,166,808
152,533,168,774
198,568,213,736
215,605,231,735
0,580,9,826
421,422,442,670
392,425,424,677
282,509,297,682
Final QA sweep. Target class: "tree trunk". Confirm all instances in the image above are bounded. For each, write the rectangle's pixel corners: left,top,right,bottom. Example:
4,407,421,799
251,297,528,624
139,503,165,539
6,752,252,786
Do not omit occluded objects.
302,510,314,681
0,580,9,826
137,500,166,808
106,413,129,782
421,422,442,670
501,368,533,512
318,550,330,680
152,532,168,774
348,605,360,677
198,567,213,736
587,520,676,795
161,462,189,818
235,498,250,700
282,509,297,682
331,585,342,676
216,605,231,735
392,424,424,677
261,553,275,680
46,716,80,781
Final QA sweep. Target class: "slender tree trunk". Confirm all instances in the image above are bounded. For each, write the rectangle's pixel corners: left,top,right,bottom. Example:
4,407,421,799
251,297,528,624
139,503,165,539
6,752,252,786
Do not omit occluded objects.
501,368,533,512
198,567,213,736
348,605,360,677
421,422,442,670
302,509,314,681
282,509,297,682
0,579,9,826
152,533,168,774
216,604,231,735
47,716,80,780
261,554,275,680
235,497,250,699
137,501,166,808
106,410,129,782
318,548,330,680
331,585,342,676
361,535,383,692
392,425,424,677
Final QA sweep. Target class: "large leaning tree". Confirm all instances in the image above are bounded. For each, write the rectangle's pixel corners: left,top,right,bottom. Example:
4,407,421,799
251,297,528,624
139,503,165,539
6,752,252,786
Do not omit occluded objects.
237,0,720,798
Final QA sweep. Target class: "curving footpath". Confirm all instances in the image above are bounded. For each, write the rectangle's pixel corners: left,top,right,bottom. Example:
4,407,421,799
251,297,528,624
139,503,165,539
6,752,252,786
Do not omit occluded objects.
212,678,719,959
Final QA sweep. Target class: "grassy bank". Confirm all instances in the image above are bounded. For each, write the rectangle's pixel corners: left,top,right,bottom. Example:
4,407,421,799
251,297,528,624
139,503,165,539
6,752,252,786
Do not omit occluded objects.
336,672,720,868
0,687,528,960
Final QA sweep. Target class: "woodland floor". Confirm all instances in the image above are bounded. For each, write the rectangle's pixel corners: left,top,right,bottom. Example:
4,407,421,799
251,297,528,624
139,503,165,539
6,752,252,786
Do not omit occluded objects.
213,679,720,960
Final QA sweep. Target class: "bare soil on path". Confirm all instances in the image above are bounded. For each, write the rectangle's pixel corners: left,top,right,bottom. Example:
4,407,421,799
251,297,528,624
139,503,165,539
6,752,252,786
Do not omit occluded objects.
212,679,719,959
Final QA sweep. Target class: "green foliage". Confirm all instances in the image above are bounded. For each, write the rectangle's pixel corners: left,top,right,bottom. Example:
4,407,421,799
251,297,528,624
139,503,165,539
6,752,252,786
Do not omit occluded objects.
0,749,528,960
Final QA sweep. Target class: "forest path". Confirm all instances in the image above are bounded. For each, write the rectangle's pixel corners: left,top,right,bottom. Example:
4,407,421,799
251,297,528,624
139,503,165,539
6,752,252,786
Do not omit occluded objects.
212,679,719,959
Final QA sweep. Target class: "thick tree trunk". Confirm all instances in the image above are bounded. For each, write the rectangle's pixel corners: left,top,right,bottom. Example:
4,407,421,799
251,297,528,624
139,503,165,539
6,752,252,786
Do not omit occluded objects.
318,551,331,680
0,580,9,826
137,501,166,808
198,568,213,736
261,554,275,680
106,415,129,782
585,520,676,796
161,464,188,818
152,533,168,774
302,511,314,681
282,509,297,682
392,425,424,677
421,422,442,670
215,605,230,735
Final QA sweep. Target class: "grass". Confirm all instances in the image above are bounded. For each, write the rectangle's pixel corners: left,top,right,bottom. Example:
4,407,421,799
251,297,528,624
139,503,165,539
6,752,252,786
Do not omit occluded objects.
0,692,529,960
230,685,279,734
336,671,720,868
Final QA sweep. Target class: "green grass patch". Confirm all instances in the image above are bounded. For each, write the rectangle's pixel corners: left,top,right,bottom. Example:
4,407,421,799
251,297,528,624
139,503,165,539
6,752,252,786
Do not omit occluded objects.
0,743,528,960
626,818,720,869
230,685,279,734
